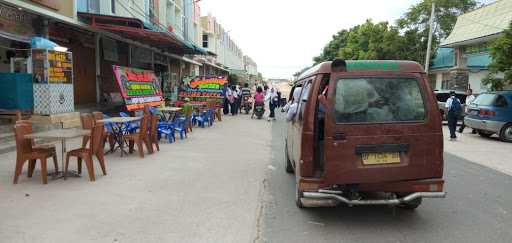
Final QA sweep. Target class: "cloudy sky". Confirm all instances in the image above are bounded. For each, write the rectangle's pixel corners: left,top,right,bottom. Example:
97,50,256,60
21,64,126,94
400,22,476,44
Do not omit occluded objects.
200,0,422,79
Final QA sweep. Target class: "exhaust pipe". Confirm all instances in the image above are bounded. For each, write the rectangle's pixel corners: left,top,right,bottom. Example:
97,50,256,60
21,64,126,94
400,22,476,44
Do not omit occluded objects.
301,191,446,207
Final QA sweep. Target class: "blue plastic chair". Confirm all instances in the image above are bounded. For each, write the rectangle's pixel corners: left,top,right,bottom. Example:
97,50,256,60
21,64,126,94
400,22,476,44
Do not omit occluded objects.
119,112,140,133
149,106,157,115
157,122,175,143
102,114,114,134
173,117,188,139
194,111,209,128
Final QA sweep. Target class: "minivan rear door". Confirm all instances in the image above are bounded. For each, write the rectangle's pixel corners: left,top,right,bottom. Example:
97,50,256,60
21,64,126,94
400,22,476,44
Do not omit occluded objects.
323,72,443,185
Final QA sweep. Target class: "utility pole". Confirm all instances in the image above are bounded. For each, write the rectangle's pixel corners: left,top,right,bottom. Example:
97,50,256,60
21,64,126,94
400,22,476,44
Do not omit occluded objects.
424,2,436,73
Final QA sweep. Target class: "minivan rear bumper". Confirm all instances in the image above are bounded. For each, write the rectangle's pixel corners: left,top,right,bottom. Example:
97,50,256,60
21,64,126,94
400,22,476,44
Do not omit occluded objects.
464,117,505,133
302,191,446,207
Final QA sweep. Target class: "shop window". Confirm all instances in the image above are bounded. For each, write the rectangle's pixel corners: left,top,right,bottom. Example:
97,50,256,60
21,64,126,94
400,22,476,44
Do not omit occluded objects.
77,0,100,13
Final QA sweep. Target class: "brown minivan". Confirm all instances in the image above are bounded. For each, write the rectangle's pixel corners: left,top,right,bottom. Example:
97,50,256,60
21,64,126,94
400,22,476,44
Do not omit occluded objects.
284,60,446,209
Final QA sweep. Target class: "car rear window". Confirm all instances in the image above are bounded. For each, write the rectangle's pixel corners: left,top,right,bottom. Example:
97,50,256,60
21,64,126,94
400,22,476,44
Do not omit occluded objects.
474,94,496,106
334,77,426,123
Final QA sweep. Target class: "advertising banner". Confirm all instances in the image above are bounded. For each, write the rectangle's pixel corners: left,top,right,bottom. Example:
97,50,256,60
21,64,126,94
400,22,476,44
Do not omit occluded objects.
178,76,227,105
112,65,163,111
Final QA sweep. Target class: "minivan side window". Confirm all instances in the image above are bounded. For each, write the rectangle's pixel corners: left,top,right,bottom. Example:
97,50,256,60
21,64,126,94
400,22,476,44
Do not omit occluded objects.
334,77,426,123
297,81,312,122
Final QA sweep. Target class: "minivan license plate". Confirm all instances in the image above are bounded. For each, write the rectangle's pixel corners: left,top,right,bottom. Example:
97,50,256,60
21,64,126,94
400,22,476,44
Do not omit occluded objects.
362,152,400,165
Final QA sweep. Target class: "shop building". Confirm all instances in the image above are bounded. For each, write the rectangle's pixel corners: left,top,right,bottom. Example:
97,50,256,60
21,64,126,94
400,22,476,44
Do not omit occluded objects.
430,0,512,93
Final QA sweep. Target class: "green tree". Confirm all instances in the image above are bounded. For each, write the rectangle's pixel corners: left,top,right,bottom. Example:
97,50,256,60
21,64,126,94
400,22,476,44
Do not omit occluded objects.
228,74,239,85
314,0,480,65
256,72,263,81
315,20,411,63
313,30,349,64
483,22,512,91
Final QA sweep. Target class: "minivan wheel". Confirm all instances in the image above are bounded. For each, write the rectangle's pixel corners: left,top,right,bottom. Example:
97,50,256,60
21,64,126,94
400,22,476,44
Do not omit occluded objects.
397,197,422,210
285,146,294,173
478,130,493,138
499,124,512,143
295,183,304,208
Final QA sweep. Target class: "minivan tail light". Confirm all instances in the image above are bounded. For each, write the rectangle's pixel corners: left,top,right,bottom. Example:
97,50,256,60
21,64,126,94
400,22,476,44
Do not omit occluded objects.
479,109,496,116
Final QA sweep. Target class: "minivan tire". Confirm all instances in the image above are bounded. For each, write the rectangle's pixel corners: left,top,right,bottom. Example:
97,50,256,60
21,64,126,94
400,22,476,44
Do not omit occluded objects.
285,143,294,173
295,184,304,208
478,130,493,138
499,124,512,143
397,197,422,210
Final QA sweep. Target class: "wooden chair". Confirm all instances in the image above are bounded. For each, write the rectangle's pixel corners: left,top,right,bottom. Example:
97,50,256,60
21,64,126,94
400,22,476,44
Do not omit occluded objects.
64,122,107,182
91,112,115,152
207,100,222,122
149,115,160,152
13,123,58,184
15,120,56,152
81,113,94,148
124,115,151,158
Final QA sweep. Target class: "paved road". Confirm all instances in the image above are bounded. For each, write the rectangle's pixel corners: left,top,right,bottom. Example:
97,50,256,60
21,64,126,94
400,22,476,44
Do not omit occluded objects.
261,113,512,243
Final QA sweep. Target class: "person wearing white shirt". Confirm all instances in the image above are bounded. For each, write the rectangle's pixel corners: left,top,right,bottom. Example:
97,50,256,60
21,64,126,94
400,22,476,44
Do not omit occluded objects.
458,89,477,134
445,91,462,141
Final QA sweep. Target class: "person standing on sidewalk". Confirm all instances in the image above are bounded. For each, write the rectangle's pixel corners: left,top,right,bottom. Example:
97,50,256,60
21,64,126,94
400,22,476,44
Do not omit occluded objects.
229,85,238,116
223,85,232,115
445,91,463,141
458,88,477,134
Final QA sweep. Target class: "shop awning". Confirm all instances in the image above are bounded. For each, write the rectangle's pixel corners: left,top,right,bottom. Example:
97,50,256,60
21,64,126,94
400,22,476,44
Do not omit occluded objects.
78,13,201,55
192,43,209,55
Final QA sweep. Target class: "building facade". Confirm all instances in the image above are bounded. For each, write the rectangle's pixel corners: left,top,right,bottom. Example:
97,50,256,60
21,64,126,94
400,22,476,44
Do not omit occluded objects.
430,0,512,93
199,14,257,84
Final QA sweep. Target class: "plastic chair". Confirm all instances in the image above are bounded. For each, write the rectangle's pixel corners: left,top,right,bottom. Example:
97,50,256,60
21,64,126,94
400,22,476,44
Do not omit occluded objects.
157,122,175,143
119,112,140,133
13,123,58,184
65,122,107,182
173,117,188,140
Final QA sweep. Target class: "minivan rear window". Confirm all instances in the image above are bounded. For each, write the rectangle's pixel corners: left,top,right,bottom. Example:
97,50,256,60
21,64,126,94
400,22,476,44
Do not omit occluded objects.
334,77,426,123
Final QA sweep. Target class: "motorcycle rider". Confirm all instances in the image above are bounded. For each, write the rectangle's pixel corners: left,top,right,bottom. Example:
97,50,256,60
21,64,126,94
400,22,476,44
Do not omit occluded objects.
241,83,252,113
252,86,265,119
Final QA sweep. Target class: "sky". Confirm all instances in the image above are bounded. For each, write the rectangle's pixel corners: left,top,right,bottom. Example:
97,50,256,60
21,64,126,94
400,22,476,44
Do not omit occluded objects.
200,0,422,79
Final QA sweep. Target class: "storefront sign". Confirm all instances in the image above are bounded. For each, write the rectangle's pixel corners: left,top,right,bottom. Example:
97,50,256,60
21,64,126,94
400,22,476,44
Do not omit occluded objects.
48,50,73,83
0,3,36,41
31,49,73,84
178,76,227,104
112,65,163,111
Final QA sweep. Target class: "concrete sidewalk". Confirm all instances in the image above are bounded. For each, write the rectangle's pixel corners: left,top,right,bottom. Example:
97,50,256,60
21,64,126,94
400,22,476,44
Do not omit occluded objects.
0,115,272,243
443,126,512,176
